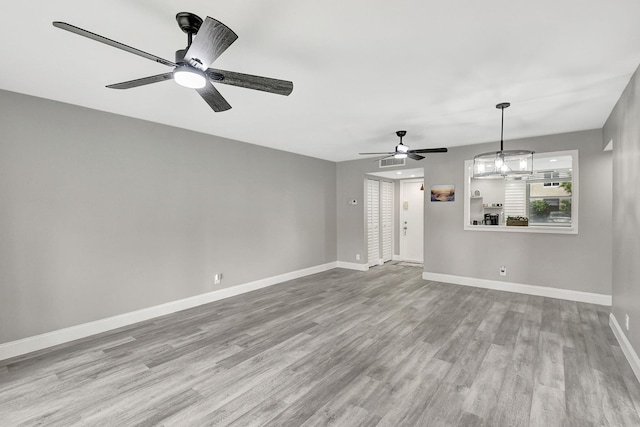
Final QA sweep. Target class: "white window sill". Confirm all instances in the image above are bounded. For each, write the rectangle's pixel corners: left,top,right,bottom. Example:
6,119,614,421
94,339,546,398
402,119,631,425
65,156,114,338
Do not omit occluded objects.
464,224,578,235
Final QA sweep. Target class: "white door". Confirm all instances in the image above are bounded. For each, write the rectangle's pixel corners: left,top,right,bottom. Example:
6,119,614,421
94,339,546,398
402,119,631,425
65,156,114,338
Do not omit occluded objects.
367,179,381,267
381,181,393,262
400,179,424,263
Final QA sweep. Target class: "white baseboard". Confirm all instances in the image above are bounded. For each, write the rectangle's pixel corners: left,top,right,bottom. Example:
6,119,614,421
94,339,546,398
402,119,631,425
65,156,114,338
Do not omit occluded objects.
609,313,640,383
422,272,612,306
336,261,369,271
0,262,337,362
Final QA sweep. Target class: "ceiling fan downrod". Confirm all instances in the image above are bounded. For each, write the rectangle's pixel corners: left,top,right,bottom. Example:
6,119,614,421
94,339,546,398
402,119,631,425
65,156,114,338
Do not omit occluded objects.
174,12,203,64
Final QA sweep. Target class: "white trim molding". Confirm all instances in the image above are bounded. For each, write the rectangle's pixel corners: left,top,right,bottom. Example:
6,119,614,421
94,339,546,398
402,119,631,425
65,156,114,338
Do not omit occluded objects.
0,262,337,362
422,272,612,306
336,261,369,271
609,313,640,383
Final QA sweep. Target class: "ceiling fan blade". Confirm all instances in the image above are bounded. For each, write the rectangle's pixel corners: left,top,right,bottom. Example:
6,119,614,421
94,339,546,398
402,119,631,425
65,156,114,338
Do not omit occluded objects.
206,69,293,96
359,152,394,155
407,153,425,161
106,73,174,89
52,22,176,67
196,81,231,112
184,17,238,70
409,148,448,154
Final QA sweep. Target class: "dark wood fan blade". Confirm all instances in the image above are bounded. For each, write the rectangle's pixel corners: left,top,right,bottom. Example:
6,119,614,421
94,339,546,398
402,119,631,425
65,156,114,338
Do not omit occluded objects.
52,22,176,67
184,17,238,70
409,147,448,154
206,69,293,96
407,153,425,161
106,73,174,89
196,81,231,112
359,152,394,155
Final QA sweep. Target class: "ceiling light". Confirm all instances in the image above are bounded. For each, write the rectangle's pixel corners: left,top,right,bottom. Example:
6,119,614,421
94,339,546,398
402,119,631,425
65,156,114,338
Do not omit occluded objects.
394,153,408,159
473,102,534,179
173,65,207,89
396,171,403,175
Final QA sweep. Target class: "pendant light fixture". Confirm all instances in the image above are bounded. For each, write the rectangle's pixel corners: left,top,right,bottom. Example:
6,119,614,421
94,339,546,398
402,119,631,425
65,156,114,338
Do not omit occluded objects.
472,102,534,179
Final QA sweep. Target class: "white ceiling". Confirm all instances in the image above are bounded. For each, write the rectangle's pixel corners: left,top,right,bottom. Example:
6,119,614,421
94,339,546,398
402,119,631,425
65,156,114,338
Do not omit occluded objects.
2,1,639,162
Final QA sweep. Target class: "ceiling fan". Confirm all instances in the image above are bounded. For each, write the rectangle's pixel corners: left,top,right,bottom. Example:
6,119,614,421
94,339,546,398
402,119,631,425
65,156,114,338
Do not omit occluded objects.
359,131,448,161
52,12,293,112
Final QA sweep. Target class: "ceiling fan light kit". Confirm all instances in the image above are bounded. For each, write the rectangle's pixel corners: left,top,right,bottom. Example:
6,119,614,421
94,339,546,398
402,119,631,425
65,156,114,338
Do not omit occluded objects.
472,102,534,179
394,143,408,159
173,65,207,89
52,12,293,113
359,130,447,162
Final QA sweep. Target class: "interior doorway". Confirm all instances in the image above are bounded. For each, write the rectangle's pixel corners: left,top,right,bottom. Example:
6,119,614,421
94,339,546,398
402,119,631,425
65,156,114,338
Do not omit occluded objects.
366,168,424,266
400,179,424,263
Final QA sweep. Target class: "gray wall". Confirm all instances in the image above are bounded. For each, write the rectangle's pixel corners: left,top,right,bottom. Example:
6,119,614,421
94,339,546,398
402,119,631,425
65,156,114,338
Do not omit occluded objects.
604,64,640,355
423,129,611,295
0,89,337,344
337,129,612,295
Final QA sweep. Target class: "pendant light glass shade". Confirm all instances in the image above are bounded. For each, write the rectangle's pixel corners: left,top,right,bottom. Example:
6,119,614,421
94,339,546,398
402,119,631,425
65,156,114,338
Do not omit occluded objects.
473,149,534,178
472,103,534,179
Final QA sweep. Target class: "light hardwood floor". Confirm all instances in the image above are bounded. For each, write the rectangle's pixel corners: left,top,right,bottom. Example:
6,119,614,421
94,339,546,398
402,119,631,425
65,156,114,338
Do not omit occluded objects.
1,263,639,426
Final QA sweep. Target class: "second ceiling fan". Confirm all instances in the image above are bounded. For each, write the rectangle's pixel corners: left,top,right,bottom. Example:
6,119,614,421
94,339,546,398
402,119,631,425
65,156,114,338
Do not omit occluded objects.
360,131,448,161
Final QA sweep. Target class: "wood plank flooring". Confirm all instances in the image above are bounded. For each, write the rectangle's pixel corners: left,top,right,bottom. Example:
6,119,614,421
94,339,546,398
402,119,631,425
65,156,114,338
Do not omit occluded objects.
1,263,639,426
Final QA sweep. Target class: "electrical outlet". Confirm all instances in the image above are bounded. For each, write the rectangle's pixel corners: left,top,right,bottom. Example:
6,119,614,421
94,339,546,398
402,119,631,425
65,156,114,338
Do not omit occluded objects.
214,273,223,285
625,314,630,331
356,254,361,261
499,265,507,276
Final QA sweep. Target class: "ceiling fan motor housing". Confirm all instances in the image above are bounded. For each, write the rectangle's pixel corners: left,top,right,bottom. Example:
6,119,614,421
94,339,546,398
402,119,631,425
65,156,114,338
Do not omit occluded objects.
175,48,188,64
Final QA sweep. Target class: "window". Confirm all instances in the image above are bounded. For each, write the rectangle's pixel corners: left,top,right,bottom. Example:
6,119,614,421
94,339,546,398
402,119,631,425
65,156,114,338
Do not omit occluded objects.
464,150,578,234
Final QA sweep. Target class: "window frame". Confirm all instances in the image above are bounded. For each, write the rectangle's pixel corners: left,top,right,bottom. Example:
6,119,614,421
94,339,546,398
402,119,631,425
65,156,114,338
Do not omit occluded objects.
463,149,579,234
